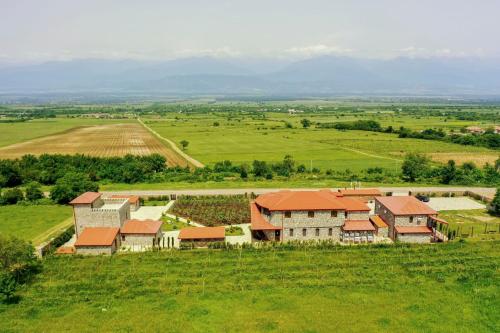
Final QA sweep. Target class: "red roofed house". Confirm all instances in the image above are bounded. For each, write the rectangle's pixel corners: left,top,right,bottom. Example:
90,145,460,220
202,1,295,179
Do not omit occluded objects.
74,227,120,255
121,219,163,247
69,192,163,254
251,190,375,243
178,226,225,247
375,196,438,243
70,192,130,237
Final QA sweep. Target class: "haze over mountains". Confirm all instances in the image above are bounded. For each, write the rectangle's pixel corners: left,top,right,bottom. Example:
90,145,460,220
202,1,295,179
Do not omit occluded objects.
1,56,500,97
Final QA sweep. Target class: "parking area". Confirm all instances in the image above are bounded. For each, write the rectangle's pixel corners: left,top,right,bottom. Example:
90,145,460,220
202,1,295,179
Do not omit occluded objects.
427,197,486,211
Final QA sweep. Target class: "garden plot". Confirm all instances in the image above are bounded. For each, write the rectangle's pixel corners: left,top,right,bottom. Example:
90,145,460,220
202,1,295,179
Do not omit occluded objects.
427,197,486,211
0,123,189,167
171,195,250,226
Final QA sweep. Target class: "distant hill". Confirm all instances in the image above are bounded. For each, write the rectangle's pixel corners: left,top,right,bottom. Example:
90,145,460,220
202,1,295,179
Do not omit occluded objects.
1,56,500,96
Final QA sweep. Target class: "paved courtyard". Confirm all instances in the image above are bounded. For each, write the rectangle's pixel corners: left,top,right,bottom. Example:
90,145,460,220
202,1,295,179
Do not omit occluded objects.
130,205,171,220
427,197,486,211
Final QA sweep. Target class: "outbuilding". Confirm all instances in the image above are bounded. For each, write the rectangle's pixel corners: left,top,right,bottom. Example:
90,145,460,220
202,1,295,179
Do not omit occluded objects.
120,219,163,248
74,227,120,255
178,227,225,247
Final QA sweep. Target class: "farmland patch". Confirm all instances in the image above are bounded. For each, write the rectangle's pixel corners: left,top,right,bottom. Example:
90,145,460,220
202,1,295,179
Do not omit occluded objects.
0,123,190,167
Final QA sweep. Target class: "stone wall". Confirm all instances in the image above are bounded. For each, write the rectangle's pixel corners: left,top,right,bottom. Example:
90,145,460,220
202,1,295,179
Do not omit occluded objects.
374,201,430,240
266,210,346,241
376,227,389,238
397,233,431,243
346,211,370,220
73,199,130,236
121,231,162,247
75,241,117,255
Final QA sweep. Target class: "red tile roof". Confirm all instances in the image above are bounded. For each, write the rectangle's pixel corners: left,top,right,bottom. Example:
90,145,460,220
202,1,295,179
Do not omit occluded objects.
336,197,371,211
376,196,437,215
255,190,368,211
250,202,282,231
111,195,140,204
178,227,225,240
343,220,376,231
74,227,119,247
395,226,432,234
121,220,162,234
370,215,388,228
339,188,382,196
69,192,101,205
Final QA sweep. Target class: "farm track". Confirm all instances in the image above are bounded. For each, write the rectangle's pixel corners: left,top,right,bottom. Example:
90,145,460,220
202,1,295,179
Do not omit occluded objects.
137,118,205,168
0,123,189,167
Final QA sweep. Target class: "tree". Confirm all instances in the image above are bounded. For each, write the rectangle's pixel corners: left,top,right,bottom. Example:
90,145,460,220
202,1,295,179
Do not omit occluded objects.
401,153,430,182
180,140,189,150
0,272,16,302
489,188,500,216
440,160,457,184
50,172,99,204
300,118,311,129
252,160,270,177
1,188,24,205
25,181,44,201
213,122,220,127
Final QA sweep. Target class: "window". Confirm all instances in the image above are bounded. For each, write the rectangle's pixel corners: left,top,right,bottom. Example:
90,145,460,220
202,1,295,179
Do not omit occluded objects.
417,218,422,225
308,211,315,218
409,216,414,223
302,228,307,236
331,210,337,217
284,211,291,218
121,235,126,241
344,211,348,218
315,228,320,236
328,228,333,236
289,228,294,237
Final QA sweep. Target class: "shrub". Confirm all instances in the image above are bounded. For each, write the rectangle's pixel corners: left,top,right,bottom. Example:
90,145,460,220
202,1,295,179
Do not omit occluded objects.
25,182,44,201
1,188,24,205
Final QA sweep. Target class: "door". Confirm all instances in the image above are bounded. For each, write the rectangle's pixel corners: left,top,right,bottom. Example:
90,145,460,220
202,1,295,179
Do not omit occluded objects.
275,230,280,241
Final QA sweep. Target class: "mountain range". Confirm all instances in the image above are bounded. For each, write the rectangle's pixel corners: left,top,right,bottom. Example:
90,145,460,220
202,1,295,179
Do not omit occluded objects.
1,56,500,97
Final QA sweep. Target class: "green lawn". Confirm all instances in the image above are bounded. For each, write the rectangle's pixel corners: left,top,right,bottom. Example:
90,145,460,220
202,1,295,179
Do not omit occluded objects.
0,205,72,241
0,118,134,148
161,216,190,231
145,113,496,172
0,241,498,332
225,225,244,236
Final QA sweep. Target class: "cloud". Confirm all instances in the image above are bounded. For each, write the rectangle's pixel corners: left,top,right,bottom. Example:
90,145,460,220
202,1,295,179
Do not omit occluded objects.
398,46,471,58
284,44,354,58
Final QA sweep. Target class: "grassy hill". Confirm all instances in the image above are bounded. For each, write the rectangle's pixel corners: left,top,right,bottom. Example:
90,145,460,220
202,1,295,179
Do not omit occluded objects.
1,241,498,332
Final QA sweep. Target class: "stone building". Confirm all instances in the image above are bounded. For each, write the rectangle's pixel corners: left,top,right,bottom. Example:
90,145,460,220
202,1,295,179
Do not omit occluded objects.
70,192,130,237
250,190,375,243
120,219,163,247
74,227,120,255
375,196,439,243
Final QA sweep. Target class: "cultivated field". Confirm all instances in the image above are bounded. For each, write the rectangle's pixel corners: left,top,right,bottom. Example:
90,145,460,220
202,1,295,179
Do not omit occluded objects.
172,195,250,226
0,205,72,242
145,112,497,172
0,123,190,167
0,241,498,332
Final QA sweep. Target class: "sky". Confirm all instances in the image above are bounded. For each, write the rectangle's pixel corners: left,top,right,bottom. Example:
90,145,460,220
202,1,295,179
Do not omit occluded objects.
1,0,499,64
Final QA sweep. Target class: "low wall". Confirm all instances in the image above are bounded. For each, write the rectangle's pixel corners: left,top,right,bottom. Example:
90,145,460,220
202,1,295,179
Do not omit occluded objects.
35,226,75,258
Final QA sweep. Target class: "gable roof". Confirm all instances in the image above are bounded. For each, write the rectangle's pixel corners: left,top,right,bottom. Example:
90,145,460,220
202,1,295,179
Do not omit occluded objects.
121,220,162,234
339,189,382,196
178,227,225,240
342,220,376,231
69,192,101,205
375,196,437,215
255,190,369,211
74,227,119,247
395,226,432,234
110,195,140,204
250,202,282,231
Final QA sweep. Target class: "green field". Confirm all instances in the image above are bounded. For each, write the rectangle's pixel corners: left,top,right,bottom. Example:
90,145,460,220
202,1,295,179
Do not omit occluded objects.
0,205,72,241
0,118,134,148
145,112,497,172
0,241,498,332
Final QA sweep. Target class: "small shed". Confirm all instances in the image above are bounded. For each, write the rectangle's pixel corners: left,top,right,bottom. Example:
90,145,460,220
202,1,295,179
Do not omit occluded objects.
121,219,163,247
74,227,120,255
178,227,225,247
